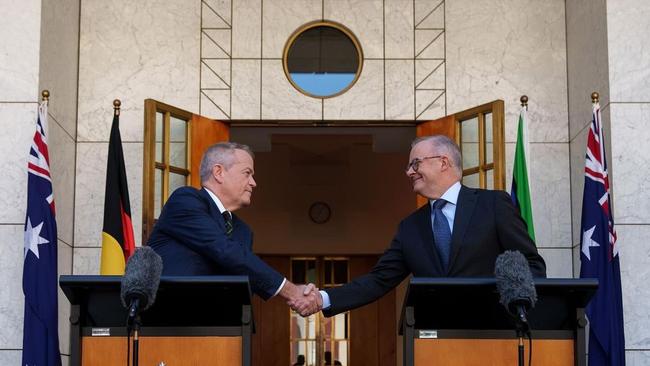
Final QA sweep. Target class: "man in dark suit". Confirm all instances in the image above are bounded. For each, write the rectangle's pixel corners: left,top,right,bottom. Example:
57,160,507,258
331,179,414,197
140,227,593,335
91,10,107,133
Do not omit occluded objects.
291,135,546,316
148,142,319,312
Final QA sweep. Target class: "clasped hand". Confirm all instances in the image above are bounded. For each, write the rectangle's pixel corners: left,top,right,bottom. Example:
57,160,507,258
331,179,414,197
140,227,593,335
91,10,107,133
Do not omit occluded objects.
287,283,322,317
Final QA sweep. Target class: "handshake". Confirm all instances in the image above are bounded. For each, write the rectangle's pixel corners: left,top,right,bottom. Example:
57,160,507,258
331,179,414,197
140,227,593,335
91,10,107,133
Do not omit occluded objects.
280,282,323,317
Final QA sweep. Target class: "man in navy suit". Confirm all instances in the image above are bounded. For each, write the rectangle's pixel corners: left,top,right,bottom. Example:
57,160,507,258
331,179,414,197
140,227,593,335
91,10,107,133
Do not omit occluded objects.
148,142,319,313
291,135,546,316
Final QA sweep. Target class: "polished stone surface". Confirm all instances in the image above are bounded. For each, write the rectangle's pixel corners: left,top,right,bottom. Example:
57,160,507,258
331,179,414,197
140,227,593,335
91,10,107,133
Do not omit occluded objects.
536,248,573,278
565,0,609,140
618,225,650,349
505,142,572,248
0,225,25,349
446,0,568,143
0,0,40,102
261,60,322,119
386,60,415,120
72,247,101,275
0,351,21,365
627,351,650,365
39,0,80,137
49,119,76,245
324,0,383,59
323,60,383,120
58,241,72,355
262,0,321,59
232,60,261,119
0,104,38,223
385,0,414,58
77,0,200,142
610,103,650,224
233,0,261,58
607,0,650,102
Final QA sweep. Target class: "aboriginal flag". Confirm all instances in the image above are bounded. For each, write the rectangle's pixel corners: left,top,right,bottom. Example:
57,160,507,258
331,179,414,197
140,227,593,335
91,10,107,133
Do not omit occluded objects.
100,112,135,274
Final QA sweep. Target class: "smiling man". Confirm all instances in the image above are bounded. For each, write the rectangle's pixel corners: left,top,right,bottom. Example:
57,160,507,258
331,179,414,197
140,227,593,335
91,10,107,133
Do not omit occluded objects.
148,142,320,312
291,135,546,317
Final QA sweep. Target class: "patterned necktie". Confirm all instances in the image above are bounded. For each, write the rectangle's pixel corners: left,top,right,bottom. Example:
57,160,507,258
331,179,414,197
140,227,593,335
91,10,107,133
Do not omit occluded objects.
432,199,452,271
222,211,233,237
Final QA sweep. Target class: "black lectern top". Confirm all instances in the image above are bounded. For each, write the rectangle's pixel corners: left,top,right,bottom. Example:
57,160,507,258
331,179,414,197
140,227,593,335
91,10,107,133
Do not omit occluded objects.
60,275,253,329
400,277,598,334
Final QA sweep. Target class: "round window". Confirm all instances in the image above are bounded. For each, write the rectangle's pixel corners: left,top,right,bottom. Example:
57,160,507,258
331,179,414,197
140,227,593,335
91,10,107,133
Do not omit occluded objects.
283,21,363,98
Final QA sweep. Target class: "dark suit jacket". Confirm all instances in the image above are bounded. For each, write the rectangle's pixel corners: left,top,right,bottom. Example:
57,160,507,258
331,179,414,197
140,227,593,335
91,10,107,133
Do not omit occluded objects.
323,185,546,316
147,186,284,300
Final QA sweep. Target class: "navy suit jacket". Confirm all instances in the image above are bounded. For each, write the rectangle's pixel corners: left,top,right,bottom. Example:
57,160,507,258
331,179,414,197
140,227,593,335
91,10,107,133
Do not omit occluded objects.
323,185,547,316
147,186,284,300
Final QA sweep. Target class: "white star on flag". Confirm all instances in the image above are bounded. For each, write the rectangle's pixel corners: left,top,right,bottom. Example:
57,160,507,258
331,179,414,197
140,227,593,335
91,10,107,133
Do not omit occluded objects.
24,217,50,259
581,225,600,261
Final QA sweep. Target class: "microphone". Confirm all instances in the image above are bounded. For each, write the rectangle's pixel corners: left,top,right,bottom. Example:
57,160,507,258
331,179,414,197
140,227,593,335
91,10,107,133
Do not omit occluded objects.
120,246,163,324
495,250,537,332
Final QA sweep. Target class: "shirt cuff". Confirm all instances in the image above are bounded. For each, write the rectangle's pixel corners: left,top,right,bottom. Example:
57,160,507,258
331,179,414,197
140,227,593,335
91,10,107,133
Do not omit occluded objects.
273,278,287,297
320,290,331,310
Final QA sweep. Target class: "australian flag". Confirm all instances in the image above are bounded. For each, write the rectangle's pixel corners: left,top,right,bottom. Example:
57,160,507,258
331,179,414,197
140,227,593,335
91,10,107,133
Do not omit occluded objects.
579,101,625,365
23,100,61,365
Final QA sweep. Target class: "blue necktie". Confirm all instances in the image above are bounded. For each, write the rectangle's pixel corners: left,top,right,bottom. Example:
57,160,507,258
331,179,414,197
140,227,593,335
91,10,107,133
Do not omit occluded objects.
432,199,452,271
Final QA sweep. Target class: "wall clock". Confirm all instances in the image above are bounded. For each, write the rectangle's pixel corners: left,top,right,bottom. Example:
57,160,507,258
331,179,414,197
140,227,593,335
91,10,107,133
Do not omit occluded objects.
309,201,331,224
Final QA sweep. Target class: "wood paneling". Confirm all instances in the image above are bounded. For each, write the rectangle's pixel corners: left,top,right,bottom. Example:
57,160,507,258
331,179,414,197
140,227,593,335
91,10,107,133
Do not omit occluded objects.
81,336,241,365
414,338,574,366
252,257,291,366
349,256,397,366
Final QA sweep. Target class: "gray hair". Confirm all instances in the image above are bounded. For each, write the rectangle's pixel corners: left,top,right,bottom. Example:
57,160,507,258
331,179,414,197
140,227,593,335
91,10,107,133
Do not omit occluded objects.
411,135,463,176
199,142,254,183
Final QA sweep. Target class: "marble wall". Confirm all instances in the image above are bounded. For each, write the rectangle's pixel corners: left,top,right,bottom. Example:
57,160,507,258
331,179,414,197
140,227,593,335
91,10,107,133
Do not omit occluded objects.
72,0,201,275
39,0,81,362
607,1,650,362
0,0,42,362
200,0,445,121
446,0,572,276
567,0,650,362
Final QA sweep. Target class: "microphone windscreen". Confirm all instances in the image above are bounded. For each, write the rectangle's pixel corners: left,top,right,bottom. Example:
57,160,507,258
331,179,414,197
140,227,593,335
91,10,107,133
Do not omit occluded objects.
495,250,537,311
120,246,163,311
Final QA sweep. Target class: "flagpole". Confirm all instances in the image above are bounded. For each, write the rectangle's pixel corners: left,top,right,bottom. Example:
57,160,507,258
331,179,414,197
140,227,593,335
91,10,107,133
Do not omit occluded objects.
520,95,532,200
114,99,121,116
42,89,50,103
591,91,599,104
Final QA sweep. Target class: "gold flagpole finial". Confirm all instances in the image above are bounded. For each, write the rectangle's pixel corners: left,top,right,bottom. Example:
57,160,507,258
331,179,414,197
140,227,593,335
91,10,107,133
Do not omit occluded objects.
42,90,50,102
520,95,528,109
113,99,121,116
591,92,599,104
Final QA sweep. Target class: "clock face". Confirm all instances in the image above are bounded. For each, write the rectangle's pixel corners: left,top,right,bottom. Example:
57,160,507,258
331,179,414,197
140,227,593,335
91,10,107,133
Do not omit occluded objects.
309,202,331,224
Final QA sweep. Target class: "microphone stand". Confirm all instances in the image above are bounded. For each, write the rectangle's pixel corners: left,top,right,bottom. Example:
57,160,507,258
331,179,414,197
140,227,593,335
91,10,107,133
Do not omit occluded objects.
126,298,142,366
131,314,141,366
512,305,530,366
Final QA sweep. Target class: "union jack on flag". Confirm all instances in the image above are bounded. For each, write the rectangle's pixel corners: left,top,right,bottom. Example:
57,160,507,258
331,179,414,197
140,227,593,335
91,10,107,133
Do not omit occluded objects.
23,100,61,365
579,101,625,366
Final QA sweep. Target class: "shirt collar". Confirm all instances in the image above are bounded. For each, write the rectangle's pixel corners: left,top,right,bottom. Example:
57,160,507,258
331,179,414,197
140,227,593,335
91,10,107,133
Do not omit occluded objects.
204,187,227,214
430,181,461,208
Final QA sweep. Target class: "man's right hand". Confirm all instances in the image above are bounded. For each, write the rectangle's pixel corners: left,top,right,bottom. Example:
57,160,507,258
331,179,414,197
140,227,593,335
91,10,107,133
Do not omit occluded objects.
280,281,322,317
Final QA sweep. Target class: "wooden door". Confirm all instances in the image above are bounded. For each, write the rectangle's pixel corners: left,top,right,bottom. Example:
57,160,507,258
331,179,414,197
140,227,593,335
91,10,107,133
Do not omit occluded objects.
142,99,229,243
253,256,396,366
415,100,505,207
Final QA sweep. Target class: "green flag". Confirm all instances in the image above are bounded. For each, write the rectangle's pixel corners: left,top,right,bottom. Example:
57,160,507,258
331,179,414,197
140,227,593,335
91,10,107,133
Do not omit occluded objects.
510,108,535,241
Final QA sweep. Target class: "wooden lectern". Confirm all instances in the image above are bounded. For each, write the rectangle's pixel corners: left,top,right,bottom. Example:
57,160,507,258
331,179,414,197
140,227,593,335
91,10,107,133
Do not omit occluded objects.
400,278,597,366
60,275,254,366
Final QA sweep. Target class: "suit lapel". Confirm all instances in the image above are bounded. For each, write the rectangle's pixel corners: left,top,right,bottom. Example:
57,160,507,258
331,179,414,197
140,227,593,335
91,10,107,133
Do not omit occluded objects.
448,186,478,272
415,203,445,275
199,188,227,231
